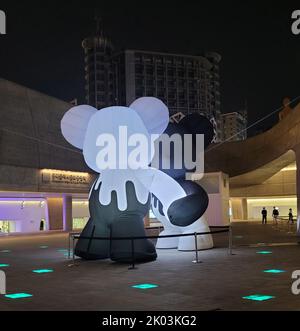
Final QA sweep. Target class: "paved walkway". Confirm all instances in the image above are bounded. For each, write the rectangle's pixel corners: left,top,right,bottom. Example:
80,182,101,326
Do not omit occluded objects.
0,222,299,311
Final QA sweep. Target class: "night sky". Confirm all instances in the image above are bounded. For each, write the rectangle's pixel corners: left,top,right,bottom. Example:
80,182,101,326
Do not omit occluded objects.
1,1,300,135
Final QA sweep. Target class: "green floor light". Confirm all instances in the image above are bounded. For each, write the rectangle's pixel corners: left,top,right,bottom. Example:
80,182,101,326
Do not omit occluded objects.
263,269,285,274
32,269,53,274
0,250,11,253
132,284,158,289
257,251,272,254
243,294,275,301
5,293,33,299
39,246,48,249
57,249,68,252
0,264,9,267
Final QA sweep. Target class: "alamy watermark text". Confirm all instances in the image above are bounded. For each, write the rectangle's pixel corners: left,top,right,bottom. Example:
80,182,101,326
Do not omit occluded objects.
0,10,6,35
292,10,300,35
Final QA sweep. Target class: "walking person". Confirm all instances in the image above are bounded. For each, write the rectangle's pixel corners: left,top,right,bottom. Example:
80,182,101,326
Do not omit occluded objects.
288,208,294,224
39,219,45,231
272,207,279,225
261,207,267,224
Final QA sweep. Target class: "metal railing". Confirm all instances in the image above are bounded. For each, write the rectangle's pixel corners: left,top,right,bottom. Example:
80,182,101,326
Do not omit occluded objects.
68,225,232,270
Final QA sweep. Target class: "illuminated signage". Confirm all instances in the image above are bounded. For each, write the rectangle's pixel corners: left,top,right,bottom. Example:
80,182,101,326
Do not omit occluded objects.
41,169,90,185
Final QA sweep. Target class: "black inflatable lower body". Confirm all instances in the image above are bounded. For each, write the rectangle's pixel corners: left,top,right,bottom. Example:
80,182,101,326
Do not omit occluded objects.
74,182,157,263
74,217,157,263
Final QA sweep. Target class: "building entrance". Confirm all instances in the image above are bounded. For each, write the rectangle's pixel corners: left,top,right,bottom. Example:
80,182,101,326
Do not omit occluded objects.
0,220,16,233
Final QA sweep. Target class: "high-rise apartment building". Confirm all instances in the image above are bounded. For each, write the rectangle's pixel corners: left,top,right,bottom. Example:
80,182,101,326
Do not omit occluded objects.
82,29,115,109
204,52,222,140
82,29,222,140
221,110,248,142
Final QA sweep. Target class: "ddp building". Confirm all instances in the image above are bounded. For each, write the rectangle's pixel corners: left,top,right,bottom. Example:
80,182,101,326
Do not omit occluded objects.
0,78,96,233
1,77,300,235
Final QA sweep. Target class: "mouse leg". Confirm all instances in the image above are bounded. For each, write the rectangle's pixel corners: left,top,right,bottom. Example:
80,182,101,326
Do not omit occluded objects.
178,216,214,251
74,217,111,260
151,195,180,249
110,216,157,263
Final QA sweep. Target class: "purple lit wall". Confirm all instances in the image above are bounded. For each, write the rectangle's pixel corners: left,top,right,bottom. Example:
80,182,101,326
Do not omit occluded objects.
0,199,48,233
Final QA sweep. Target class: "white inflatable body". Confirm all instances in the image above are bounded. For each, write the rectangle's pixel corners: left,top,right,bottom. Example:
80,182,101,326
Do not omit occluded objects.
151,196,214,251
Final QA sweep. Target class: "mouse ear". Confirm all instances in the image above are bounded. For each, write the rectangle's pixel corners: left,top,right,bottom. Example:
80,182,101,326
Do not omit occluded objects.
179,113,215,148
61,105,97,149
130,97,169,136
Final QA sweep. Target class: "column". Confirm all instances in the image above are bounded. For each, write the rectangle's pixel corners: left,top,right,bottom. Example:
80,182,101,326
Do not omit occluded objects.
46,197,63,230
241,198,248,221
63,195,73,232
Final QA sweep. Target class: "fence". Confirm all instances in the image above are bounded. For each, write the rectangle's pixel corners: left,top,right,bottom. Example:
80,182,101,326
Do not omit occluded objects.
68,225,232,270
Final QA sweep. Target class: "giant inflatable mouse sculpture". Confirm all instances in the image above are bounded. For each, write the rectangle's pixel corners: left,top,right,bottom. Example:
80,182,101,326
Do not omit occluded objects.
61,97,210,262
151,113,214,251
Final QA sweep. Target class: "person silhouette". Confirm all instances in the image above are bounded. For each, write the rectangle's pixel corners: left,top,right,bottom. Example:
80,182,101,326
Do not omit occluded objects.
272,207,279,225
261,207,267,224
39,220,45,231
288,208,294,224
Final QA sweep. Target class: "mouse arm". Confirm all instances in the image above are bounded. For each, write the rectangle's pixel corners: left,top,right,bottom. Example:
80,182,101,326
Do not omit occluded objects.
136,168,207,227
136,168,186,214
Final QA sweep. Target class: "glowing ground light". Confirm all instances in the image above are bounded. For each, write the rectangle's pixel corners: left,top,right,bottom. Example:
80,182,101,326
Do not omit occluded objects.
40,246,48,249
263,269,285,274
0,250,11,253
57,249,68,252
132,284,158,289
5,293,33,299
32,269,53,274
256,251,272,254
0,264,9,267
243,294,275,301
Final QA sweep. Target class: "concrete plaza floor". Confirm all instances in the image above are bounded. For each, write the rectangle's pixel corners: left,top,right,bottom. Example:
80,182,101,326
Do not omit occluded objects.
0,222,300,311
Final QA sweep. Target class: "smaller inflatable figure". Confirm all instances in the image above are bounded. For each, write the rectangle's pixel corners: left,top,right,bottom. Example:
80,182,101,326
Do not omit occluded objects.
61,97,209,262
151,114,214,251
